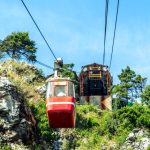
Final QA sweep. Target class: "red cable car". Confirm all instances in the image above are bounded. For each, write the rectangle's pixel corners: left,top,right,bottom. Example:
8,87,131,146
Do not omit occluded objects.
46,77,76,128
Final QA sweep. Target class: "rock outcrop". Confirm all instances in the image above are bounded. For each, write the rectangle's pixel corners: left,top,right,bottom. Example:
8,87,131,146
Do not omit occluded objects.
0,77,39,149
121,128,150,150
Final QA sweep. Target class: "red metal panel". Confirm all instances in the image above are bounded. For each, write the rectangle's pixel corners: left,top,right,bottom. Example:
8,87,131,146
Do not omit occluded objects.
47,111,75,128
46,97,75,128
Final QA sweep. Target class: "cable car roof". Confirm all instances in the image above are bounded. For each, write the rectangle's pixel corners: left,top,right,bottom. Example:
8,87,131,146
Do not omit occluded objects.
81,63,109,73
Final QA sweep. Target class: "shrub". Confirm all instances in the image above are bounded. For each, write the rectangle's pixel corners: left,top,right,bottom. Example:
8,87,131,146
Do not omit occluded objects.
31,100,60,149
0,144,11,150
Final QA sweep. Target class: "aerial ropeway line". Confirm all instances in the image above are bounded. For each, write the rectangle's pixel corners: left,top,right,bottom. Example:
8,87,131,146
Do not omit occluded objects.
109,0,120,71
20,0,58,61
19,0,120,128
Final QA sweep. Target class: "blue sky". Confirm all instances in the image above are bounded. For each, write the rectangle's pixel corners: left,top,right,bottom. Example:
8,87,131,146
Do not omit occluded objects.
0,0,150,84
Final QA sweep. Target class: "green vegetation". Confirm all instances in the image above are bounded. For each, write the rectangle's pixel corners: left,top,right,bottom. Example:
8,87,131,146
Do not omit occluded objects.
147,145,150,150
0,32,37,62
0,60,149,149
30,100,60,149
0,32,150,149
112,66,147,108
0,144,11,150
60,63,79,94
30,100,150,149
61,64,78,81
61,104,150,149
141,85,150,105
0,60,45,102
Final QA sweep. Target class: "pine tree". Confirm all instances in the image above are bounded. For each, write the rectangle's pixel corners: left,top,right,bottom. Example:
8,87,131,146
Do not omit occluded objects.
0,32,37,62
112,66,146,108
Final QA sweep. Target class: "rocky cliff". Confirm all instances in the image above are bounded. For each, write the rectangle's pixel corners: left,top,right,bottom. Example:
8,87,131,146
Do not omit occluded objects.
0,60,47,149
0,77,40,149
121,128,150,150
0,60,150,150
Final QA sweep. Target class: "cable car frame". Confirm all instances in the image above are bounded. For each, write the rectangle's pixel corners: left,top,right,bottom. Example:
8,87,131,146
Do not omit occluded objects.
46,77,76,128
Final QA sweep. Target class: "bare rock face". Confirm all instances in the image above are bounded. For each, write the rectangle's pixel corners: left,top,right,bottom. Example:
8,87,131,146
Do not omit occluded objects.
36,84,47,95
121,128,150,150
0,77,20,131
0,77,38,148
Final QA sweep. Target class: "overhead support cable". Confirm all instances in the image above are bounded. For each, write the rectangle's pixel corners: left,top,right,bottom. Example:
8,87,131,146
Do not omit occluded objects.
103,0,109,65
20,0,58,61
36,60,54,70
109,0,120,71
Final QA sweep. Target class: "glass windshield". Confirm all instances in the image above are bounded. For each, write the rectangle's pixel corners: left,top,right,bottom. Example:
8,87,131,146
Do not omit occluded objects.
54,85,66,97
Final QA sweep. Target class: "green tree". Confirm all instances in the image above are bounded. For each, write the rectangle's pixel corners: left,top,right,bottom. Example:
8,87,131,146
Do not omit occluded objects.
61,64,77,79
0,32,37,62
60,63,79,94
112,66,146,108
141,85,150,105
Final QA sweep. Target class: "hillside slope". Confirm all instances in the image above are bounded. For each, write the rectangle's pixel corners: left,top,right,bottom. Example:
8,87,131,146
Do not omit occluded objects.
0,60,150,150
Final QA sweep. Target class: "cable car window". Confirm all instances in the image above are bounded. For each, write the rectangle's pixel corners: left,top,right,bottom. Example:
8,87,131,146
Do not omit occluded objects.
92,70,99,74
68,82,75,97
54,85,66,97
46,82,52,98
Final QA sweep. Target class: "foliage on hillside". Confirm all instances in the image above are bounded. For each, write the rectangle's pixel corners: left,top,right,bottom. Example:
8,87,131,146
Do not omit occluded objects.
61,63,79,94
29,100,60,149
61,104,150,149
0,60,48,149
31,99,150,149
0,60,45,102
0,60,150,149
141,85,150,105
